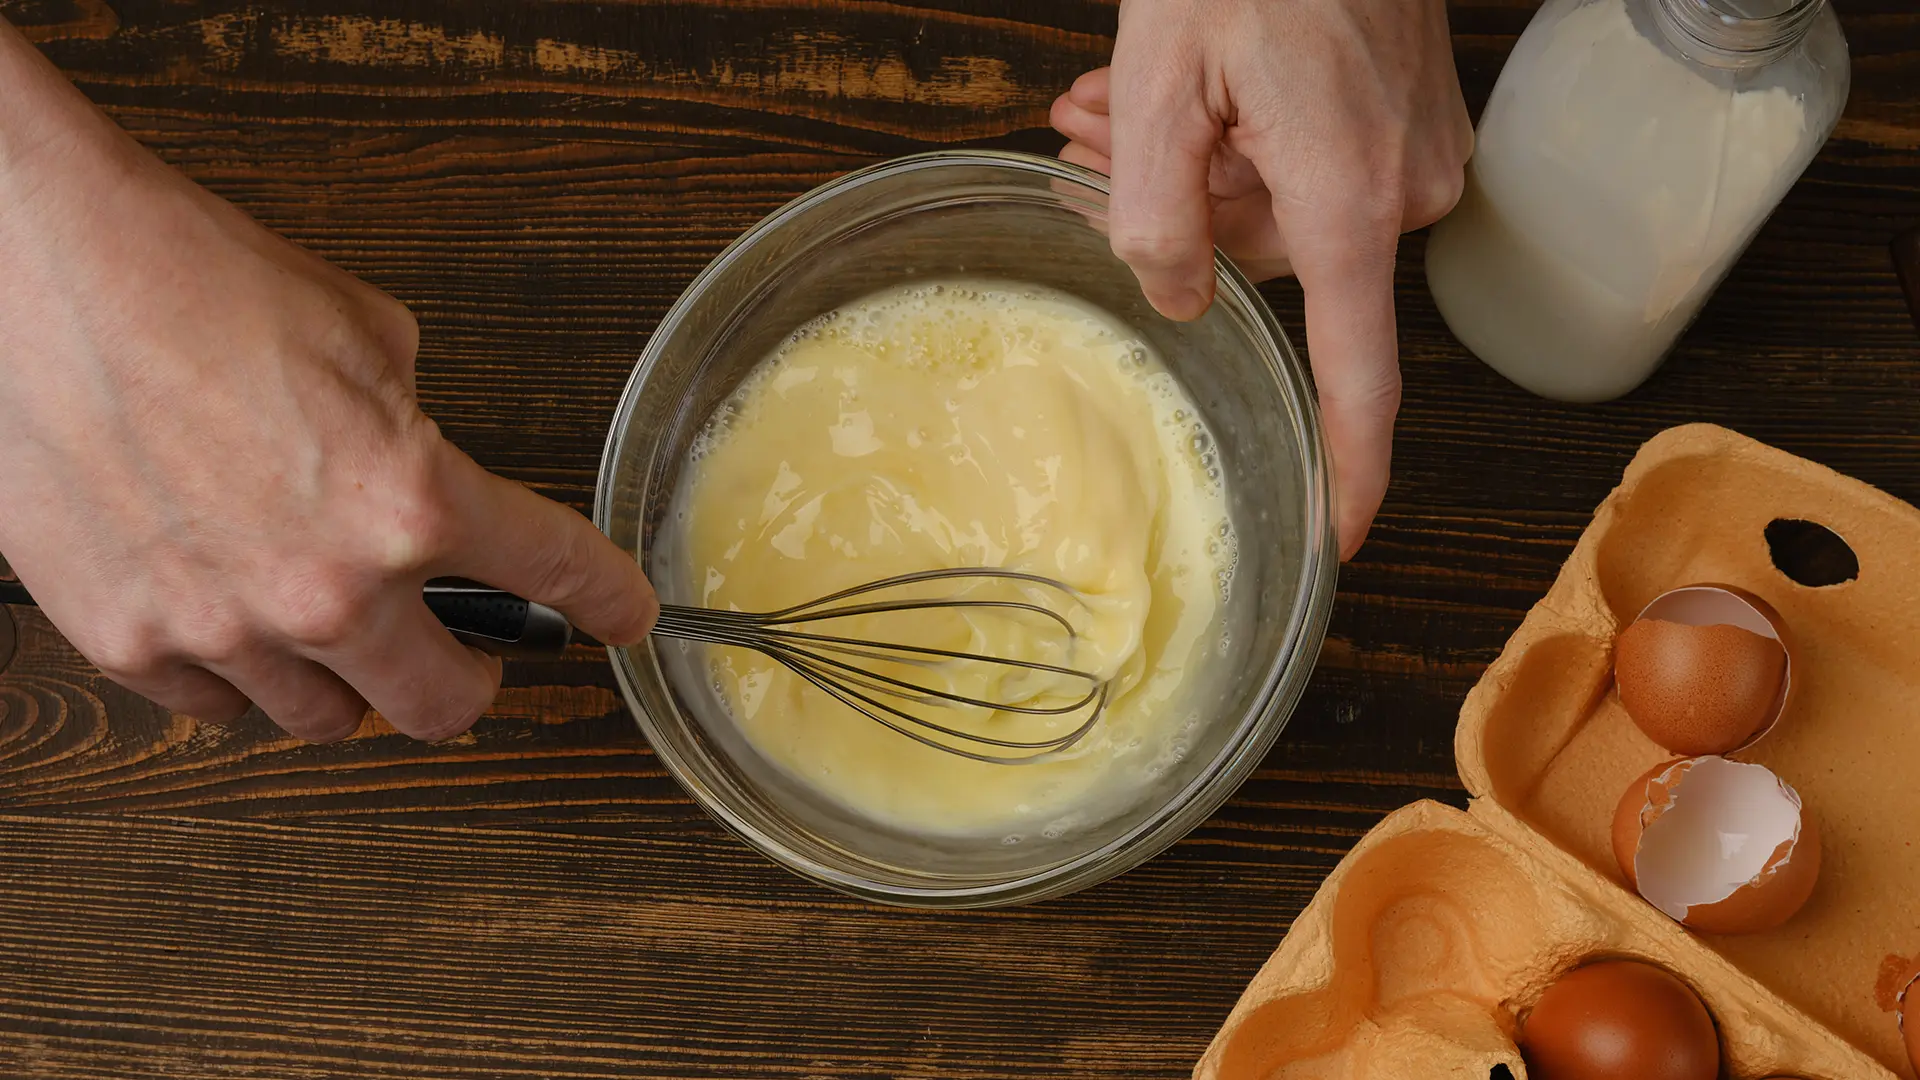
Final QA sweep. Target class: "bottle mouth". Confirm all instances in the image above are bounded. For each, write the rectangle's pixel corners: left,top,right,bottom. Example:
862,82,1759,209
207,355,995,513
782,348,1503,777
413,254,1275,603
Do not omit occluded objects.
1710,0,1800,14
1654,0,1824,67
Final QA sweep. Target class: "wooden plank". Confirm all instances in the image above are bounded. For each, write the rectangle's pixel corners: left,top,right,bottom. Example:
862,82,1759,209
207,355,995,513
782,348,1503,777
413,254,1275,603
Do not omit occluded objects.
1,0,1918,1074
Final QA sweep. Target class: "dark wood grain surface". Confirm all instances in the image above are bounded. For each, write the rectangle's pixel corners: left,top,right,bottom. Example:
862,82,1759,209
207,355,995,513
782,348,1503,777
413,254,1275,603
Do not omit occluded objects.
2,1,1917,1076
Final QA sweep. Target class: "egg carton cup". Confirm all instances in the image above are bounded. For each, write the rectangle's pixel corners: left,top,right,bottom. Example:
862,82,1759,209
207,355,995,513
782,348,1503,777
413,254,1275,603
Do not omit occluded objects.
1198,425,1919,1080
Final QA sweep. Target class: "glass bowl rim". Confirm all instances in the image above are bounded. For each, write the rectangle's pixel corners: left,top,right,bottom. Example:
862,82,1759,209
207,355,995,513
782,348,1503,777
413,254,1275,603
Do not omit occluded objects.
592,148,1338,908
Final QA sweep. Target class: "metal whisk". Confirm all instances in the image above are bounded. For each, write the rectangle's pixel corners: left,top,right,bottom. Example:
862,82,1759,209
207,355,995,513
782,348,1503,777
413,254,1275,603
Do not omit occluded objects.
648,568,1109,765
3,571,1109,764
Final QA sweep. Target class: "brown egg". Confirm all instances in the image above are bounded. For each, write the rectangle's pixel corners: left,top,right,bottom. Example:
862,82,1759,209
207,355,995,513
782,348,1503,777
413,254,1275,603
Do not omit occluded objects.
1614,586,1789,756
1518,959,1719,1080
1612,756,1821,935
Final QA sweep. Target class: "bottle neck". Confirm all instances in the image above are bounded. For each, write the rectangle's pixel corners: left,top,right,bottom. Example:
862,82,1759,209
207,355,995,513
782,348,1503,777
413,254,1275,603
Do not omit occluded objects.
1652,0,1824,69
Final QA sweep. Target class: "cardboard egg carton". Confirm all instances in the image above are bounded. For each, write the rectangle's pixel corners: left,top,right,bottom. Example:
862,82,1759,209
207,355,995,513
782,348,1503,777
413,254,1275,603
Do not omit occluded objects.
1197,425,1919,1080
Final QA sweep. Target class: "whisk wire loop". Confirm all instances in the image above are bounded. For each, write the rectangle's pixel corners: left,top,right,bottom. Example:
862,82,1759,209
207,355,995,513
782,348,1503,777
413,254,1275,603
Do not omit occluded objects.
658,618,1099,709
754,568,1082,628
651,567,1111,764
774,651,1111,766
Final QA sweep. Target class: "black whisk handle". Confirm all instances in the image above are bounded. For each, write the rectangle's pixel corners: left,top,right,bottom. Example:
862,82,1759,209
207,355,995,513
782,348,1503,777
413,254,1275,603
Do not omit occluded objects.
0,578,32,608
423,579,581,659
1,576,580,660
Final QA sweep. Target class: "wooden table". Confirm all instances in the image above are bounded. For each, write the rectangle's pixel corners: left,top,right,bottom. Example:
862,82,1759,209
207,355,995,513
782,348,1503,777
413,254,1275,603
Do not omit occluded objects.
2,1,1916,1076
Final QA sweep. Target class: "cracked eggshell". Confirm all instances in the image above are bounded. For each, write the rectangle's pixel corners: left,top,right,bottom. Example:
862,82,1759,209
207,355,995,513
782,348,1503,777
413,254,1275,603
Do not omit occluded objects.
1614,585,1792,756
1611,756,1821,935
1901,970,1919,1077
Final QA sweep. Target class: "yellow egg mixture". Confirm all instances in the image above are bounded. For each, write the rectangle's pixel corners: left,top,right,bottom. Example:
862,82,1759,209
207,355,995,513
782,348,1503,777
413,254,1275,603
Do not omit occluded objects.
664,280,1237,836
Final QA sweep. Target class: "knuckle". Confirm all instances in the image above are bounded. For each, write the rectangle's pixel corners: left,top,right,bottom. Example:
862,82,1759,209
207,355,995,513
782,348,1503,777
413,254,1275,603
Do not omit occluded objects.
174,606,253,667
1364,172,1410,227
1299,201,1400,277
1451,105,1478,161
353,288,420,363
161,671,252,725
1122,32,1205,97
412,686,492,743
379,496,457,574
1312,153,1406,232
369,440,460,573
85,623,167,683
1335,363,1405,422
523,519,599,606
275,698,366,743
267,569,372,649
1069,66,1108,101
1111,228,1202,272
1048,94,1076,131
1408,166,1466,228
379,299,421,360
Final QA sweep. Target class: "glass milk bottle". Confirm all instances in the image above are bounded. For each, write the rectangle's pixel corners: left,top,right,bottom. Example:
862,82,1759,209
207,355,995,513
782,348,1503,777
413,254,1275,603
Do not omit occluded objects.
1424,0,1848,402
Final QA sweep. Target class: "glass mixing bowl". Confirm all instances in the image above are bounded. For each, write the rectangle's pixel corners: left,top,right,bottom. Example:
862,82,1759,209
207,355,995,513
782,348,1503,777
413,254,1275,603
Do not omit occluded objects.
595,150,1335,908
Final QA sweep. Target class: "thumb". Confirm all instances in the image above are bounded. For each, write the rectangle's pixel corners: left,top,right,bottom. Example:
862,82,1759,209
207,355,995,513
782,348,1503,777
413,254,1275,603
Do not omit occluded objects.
1107,47,1221,321
439,451,659,645
1285,218,1403,560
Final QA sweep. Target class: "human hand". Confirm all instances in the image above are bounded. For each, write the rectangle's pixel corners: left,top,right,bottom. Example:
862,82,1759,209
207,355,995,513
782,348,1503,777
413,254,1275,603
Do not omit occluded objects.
0,22,657,742
1050,0,1473,557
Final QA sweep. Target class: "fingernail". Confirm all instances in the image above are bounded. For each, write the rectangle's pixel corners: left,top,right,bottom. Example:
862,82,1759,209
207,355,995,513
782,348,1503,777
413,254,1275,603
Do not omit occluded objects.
605,595,661,646
1159,287,1211,322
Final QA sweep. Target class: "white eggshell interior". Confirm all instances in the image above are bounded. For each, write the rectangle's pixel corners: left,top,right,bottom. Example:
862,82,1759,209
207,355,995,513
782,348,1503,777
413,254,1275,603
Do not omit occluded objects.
1634,756,1805,921
1639,586,1780,640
